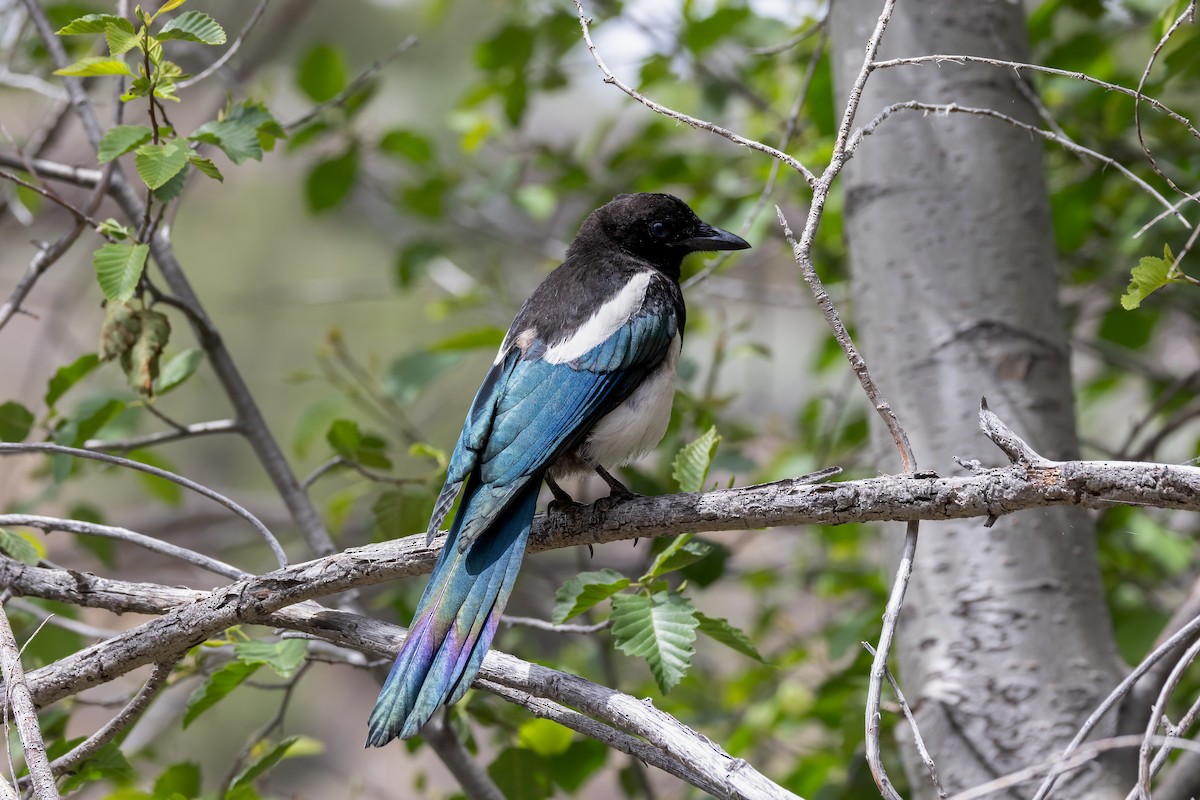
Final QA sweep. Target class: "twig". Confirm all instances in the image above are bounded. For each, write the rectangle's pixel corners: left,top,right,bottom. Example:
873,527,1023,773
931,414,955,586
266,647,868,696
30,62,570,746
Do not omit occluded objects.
0,601,58,800
0,514,247,580
847,101,1189,228
749,18,826,56
1133,1,1196,199
500,615,610,634
868,54,1200,142
864,641,946,799
0,443,286,569
284,36,418,131
37,661,174,781
176,0,270,90
300,455,420,491
3,598,116,641
0,152,102,189
423,716,504,800
83,419,241,452
1136,635,1200,798
574,0,817,188
0,170,100,227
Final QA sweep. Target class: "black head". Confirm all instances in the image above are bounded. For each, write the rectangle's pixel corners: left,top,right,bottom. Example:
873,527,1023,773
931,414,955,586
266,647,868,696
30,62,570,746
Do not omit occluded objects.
571,193,750,278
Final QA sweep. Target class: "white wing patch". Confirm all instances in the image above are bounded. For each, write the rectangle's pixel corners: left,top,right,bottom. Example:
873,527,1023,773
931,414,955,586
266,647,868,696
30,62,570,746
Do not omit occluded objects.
543,271,652,365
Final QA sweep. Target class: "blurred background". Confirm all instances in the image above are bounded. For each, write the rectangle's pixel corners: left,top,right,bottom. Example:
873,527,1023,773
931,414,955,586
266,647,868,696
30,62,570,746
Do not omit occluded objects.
2,0,1199,797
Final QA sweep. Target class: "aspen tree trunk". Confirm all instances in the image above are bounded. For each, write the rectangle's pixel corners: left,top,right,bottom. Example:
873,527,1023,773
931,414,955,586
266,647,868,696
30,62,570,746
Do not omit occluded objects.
828,2,1132,794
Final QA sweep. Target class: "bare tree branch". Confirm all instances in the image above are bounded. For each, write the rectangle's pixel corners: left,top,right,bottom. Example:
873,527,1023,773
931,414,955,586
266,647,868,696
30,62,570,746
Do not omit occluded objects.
0,601,58,800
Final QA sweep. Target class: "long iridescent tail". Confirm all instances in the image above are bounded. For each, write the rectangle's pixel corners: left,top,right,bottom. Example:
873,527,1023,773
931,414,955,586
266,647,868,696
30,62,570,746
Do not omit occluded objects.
365,477,539,745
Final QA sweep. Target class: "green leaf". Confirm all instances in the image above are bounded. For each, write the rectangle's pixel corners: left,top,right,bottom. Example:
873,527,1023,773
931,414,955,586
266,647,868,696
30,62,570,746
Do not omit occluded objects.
487,748,552,800
552,568,630,623
98,125,153,163
152,163,189,203
695,611,767,663
157,11,226,45
153,348,203,395
153,761,201,800
230,736,306,790
187,154,223,181
183,660,259,728
517,719,573,757
106,23,140,56
0,401,34,442
56,14,135,35
55,397,125,449
93,243,149,302
154,0,190,17
305,146,358,212
0,529,42,565
379,128,434,163
326,418,361,457
672,425,721,492
547,739,607,794
1122,246,1176,310
189,101,284,164
292,396,343,458
642,536,715,581
297,43,347,103
54,56,133,77
128,448,183,506
610,591,699,693
429,326,507,352
59,741,133,793
45,353,101,411
234,639,307,679
135,141,190,189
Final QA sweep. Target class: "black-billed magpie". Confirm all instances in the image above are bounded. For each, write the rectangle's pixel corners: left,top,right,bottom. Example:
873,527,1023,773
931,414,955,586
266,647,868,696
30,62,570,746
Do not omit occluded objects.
367,192,750,746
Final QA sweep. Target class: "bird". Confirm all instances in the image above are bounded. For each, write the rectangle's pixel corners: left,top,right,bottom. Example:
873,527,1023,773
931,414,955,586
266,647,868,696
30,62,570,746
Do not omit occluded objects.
366,192,750,746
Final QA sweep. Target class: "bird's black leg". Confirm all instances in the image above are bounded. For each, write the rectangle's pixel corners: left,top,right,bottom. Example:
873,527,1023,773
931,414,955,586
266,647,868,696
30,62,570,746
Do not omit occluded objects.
595,465,637,501
545,475,583,512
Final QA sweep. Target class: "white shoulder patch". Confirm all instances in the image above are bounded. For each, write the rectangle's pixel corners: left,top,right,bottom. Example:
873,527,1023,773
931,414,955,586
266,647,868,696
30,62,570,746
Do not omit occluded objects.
543,271,652,365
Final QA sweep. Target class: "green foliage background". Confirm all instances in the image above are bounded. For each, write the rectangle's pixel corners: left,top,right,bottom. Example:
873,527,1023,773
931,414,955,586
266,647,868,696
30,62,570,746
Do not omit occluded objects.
0,0,1198,797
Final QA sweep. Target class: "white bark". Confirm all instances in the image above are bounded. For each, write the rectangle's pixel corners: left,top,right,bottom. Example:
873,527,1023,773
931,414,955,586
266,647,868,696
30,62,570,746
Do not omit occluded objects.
829,1,1132,795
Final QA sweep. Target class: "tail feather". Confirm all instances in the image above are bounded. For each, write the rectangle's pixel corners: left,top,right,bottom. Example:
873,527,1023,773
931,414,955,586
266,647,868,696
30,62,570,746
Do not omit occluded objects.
366,477,539,746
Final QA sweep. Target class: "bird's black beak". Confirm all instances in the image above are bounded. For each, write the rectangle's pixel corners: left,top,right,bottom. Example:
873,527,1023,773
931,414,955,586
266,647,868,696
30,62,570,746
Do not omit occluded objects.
676,222,751,253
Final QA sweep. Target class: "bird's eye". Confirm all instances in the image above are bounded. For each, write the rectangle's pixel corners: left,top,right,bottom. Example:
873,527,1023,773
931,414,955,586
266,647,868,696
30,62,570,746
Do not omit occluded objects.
649,221,668,239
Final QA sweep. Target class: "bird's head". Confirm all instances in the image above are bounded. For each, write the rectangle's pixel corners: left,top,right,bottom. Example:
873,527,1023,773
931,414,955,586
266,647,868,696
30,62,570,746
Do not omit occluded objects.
575,193,751,278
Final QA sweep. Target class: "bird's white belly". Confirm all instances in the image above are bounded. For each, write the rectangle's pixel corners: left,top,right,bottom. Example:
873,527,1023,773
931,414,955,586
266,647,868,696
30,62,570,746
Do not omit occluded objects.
580,334,681,469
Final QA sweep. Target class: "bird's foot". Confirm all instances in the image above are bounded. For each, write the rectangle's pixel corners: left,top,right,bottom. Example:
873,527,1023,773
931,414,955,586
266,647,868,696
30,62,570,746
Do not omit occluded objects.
595,466,638,505
546,476,584,513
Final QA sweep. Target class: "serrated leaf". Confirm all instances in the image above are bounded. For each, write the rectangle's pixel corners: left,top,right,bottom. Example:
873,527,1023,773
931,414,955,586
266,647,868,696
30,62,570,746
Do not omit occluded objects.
56,14,135,35
0,529,42,565
695,611,767,663
552,569,630,623
45,353,101,411
106,24,140,56
157,11,225,45
153,348,202,395
672,425,720,492
297,43,346,103
183,660,259,728
54,56,133,77
99,300,141,361
153,761,200,799
189,101,283,164
1122,247,1176,310
0,401,34,442
94,243,149,302
231,736,305,790
326,418,361,457
152,163,188,202
135,141,189,189
642,536,715,581
233,639,307,679
610,591,698,693
98,125,153,163
187,154,223,181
